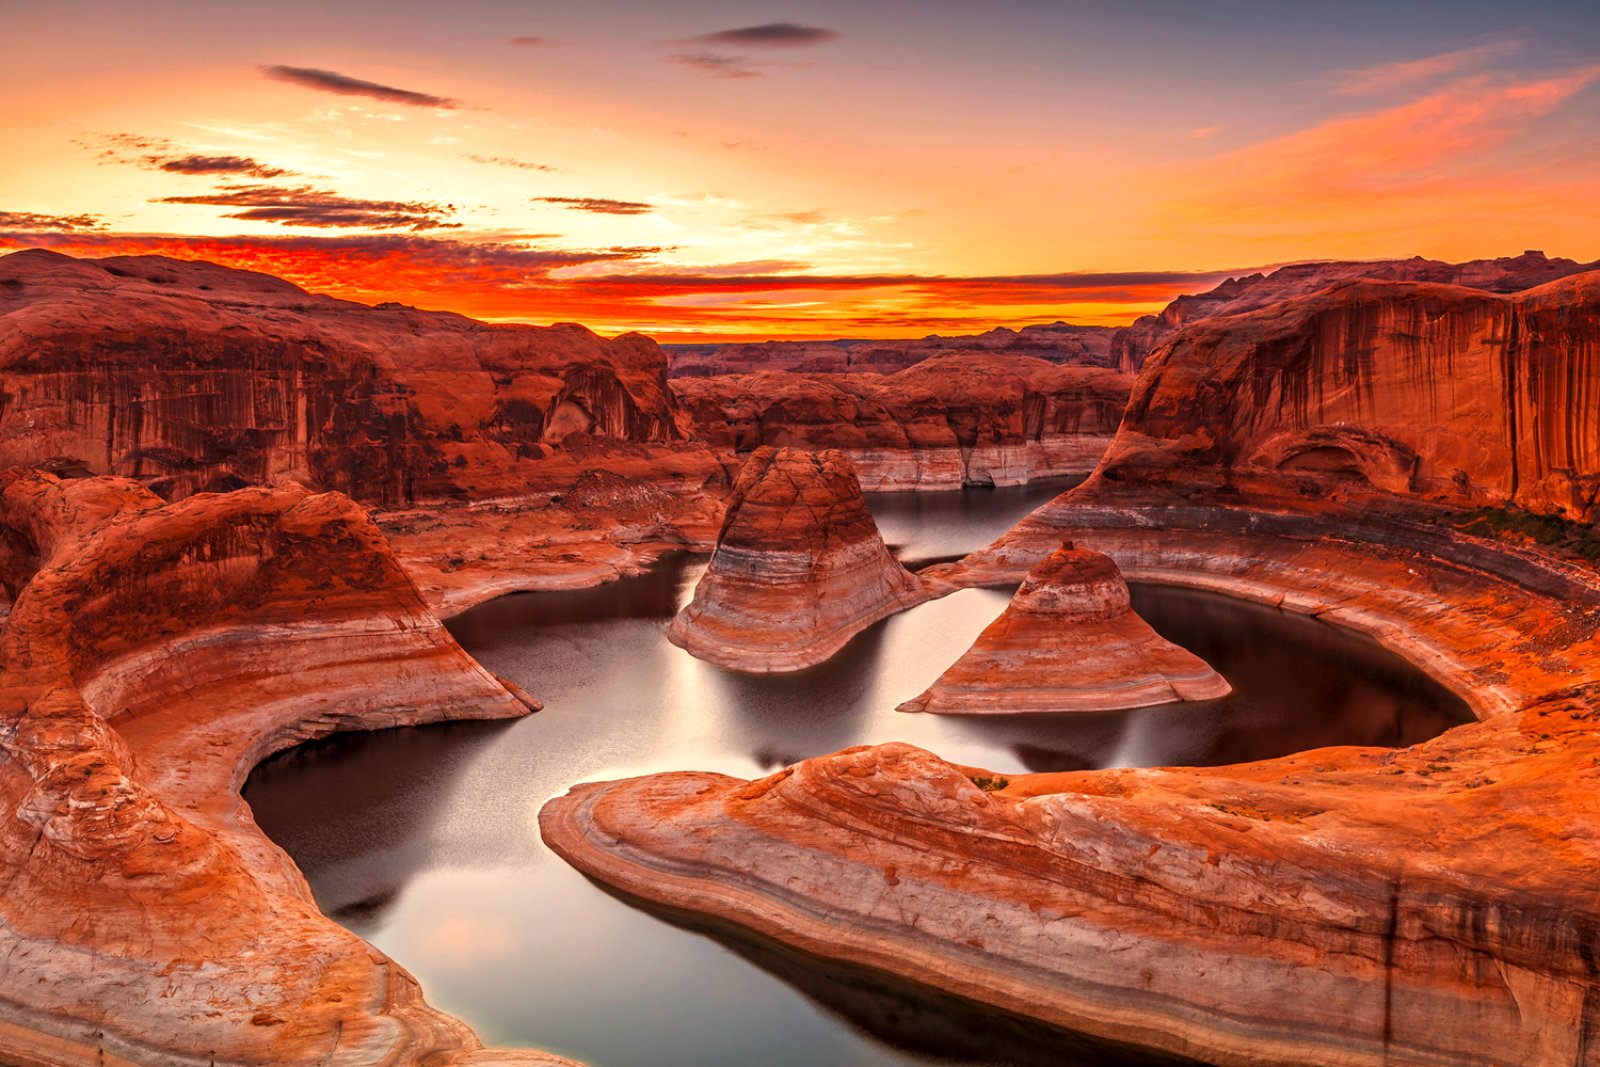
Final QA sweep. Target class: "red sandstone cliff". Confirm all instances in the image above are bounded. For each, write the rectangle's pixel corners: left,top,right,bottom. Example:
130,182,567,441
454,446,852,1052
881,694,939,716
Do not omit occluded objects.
668,447,929,671
1109,250,1600,373
0,470,569,1064
672,352,1132,490
0,248,698,506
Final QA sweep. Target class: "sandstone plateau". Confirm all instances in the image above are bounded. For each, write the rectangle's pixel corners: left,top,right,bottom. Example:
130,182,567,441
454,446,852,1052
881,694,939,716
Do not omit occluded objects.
0,469,572,1066
666,320,1116,377
897,541,1229,714
672,352,1131,490
543,267,1600,1066
668,446,930,671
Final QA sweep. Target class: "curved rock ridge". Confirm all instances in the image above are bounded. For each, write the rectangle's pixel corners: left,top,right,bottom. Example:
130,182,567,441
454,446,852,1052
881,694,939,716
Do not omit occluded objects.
671,352,1132,490
543,510,1600,1067
0,248,705,507
668,447,930,671
665,321,1116,377
1101,272,1600,522
897,541,1229,714
1109,249,1600,373
0,470,575,1066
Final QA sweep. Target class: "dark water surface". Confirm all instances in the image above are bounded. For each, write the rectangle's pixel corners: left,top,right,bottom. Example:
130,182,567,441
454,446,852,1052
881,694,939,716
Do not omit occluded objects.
246,480,1471,1066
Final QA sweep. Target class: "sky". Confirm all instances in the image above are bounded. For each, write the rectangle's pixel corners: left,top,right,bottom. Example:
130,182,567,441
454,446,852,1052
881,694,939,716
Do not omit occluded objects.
3,0,1599,340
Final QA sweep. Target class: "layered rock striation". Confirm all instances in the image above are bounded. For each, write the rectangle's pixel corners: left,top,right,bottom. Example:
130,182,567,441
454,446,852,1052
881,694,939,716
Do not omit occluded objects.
0,469,572,1065
668,447,930,671
0,248,706,506
672,352,1131,490
897,541,1228,714
1109,249,1600,373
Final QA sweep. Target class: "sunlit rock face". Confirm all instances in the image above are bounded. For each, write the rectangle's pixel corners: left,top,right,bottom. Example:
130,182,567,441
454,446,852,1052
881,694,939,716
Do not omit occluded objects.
0,248,687,506
1109,250,1600,373
668,446,930,671
672,352,1132,490
666,321,1116,377
0,468,569,1065
1099,272,1600,521
898,542,1229,714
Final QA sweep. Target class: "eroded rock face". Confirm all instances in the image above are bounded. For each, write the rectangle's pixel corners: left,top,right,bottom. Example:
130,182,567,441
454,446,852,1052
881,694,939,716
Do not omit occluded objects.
1101,272,1600,521
0,248,692,506
672,353,1132,490
1109,250,1600,373
666,321,1116,377
668,447,929,671
898,542,1228,714
0,470,571,1065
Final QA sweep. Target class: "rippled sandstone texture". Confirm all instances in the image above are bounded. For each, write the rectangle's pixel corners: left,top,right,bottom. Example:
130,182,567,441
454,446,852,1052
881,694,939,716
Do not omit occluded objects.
898,542,1229,714
668,447,930,671
1109,249,1600,373
0,470,574,1066
672,352,1132,490
544,271,1600,1066
666,321,1115,377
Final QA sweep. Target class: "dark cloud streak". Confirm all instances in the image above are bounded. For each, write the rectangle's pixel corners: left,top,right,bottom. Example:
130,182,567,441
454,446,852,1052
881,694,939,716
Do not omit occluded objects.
155,185,457,230
688,23,839,47
535,196,655,215
158,155,291,178
0,210,104,232
262,65,460,109
670,52,762,79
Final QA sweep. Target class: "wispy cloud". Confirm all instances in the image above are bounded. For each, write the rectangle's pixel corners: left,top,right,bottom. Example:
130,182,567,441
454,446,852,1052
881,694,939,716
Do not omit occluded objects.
155,184,458,230
686,23,839,47
1337,39,1524,95
262,65,460,109
0,210,104,232
469,154,556,171
506,36,547,46
670,52,762,79
535,196,654,215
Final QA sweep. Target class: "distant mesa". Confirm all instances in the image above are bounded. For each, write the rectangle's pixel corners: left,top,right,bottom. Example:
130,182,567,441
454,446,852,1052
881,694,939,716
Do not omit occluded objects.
898,541,1230,714
668,446,929,671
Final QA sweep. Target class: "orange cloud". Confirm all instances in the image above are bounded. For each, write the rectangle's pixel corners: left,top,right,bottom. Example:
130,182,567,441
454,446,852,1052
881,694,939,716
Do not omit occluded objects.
1336,39,1524,94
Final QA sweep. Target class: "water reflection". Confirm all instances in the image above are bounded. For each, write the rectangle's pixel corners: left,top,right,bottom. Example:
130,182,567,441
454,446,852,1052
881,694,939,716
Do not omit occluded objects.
246,481,1470,1067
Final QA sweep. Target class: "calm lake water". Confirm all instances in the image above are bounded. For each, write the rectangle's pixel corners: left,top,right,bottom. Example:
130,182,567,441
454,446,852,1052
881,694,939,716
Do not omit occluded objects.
246,479,1470,1066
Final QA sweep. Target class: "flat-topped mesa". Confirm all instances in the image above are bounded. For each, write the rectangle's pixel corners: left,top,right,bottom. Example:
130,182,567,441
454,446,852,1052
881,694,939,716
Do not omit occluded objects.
899,542,1229,714
668,446,929,671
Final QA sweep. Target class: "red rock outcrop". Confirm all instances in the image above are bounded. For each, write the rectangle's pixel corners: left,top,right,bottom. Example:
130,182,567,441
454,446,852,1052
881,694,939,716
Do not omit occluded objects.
0,248,710,507
672,352,1132,490
666,321,1115,377
0,470,574,1065
897,541,1228,714
668,447,929,671
1110,250,1600,373
1100,272,1600,522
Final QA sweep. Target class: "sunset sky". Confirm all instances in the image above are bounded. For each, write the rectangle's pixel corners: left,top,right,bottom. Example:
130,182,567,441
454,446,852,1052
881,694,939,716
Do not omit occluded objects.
5,0,1599,340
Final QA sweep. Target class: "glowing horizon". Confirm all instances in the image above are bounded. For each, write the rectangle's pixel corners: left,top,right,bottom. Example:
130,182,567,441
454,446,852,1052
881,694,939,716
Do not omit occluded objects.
5,0,1598,341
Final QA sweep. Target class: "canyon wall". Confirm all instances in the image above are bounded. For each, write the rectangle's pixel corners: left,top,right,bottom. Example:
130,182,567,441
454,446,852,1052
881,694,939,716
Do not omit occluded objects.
1109,250,1600,373
672,352,1131,490
1100,272,1600,521
0,248,697,507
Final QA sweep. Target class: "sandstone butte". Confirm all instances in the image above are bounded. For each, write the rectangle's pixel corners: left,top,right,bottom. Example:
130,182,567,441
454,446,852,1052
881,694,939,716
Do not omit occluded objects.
1108,248,1600,373
671,352,1132,491
668,446,930,672
897,540,1230,715
665,320,1116,377
0,468,574,1066
543,268,1600,1066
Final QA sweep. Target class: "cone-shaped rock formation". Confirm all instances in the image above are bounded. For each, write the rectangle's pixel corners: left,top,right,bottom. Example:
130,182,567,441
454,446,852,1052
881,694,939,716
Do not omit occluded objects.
899,542,1229,714
668,446,929,671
